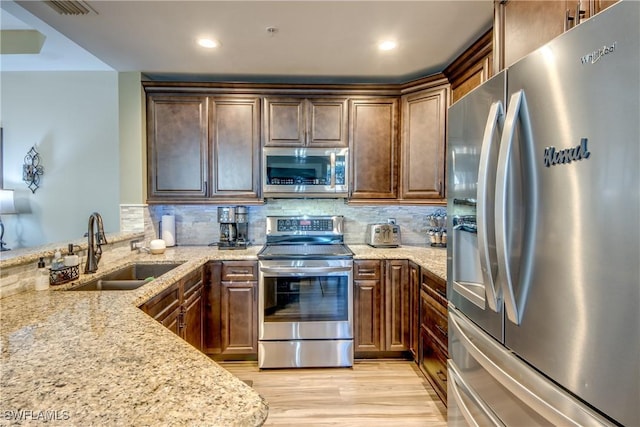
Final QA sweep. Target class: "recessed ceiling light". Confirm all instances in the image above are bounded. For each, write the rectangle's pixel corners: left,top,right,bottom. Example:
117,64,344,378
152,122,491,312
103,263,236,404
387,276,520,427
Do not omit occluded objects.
197,38,220,49
379,40,397,51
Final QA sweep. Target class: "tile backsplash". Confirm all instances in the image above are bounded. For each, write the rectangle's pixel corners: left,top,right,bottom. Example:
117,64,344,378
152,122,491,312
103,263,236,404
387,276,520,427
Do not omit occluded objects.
142,200,446,247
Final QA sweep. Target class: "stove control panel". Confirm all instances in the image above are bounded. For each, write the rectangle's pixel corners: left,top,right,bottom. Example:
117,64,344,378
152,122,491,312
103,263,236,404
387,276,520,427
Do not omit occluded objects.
277,218,333,232
265,216,344,236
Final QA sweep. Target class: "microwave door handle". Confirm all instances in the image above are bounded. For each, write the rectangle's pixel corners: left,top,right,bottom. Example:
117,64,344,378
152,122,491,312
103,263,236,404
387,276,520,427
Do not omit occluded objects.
333,152,337,188
477,101,504,313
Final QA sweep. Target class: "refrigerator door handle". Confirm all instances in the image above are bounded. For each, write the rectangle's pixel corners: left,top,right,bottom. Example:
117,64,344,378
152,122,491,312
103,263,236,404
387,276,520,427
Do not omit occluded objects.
495,90,538,325
477,101,504,312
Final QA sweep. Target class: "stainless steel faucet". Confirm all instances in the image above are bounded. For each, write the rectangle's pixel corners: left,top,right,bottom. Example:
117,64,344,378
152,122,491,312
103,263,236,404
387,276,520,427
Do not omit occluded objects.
84,212,107,274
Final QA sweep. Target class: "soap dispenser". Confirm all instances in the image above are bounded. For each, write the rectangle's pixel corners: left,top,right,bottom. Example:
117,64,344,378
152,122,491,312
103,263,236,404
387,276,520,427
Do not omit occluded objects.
64,243,79,267
52,250,64,270
35,257,49,291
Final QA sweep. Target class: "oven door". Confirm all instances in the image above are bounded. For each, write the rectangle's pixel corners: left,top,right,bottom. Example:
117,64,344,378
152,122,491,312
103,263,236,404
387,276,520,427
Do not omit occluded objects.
258,259,353,341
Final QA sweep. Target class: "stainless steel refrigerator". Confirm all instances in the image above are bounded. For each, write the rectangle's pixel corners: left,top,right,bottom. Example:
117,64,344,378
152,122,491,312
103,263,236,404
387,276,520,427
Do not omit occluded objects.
446,2,639,426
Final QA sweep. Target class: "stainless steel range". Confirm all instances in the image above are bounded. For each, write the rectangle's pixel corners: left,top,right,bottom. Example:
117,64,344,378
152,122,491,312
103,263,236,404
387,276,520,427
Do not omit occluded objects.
257,215,353,369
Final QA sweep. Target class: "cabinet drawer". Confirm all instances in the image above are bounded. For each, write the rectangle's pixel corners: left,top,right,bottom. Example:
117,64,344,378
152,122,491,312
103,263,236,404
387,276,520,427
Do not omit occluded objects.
182,268,203,299
421,269,446,300
354,260,382,280
420,288,448,348
140,282,180,322
222,261,257,281
421,329,448,402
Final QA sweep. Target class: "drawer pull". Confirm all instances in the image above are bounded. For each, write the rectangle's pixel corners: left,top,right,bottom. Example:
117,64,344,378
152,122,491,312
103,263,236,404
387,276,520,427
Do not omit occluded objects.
435,324,447,336
435,289,447,299
358,269,376,275
436,370,447,382
230,269,250,275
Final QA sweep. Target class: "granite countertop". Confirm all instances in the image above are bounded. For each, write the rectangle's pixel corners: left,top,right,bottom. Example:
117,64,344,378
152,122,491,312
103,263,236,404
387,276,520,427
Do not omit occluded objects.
0,243,446,426
349,244,447,281
1,246,267,427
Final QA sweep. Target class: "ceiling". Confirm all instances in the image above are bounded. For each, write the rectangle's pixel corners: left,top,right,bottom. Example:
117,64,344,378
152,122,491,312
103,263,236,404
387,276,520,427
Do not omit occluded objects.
1,0,494,83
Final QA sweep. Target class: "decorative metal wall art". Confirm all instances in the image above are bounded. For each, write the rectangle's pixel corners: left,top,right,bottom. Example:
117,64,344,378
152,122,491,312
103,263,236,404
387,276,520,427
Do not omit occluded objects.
23,146,44,193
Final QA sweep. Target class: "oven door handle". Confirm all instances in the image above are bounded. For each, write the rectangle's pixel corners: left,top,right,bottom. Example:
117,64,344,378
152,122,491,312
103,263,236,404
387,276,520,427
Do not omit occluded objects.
260,266,352,275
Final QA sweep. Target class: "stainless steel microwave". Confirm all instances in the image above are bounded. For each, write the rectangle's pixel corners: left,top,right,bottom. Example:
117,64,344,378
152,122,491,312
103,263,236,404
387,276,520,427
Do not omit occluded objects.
262,147,349,198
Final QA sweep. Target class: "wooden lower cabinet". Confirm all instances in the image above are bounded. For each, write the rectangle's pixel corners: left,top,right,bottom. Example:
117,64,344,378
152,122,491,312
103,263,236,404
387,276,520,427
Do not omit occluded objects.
220,281,258,355
418,269,448,405
384,260,409,352
140,267,204,351
408,261,420,360
205,260,258,360
354,260,383,353
354,259,410,358
182,271,204,351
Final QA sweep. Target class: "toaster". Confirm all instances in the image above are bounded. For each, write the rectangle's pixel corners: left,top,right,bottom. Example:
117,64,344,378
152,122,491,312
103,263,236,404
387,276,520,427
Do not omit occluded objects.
366,223,401,248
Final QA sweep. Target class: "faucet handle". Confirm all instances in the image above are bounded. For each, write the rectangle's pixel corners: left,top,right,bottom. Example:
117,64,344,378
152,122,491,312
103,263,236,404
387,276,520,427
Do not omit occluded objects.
97,232,108,245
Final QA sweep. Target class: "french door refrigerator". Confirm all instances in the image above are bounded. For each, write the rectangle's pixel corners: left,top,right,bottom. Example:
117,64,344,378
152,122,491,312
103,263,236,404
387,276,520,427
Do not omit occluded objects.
446,2,639,426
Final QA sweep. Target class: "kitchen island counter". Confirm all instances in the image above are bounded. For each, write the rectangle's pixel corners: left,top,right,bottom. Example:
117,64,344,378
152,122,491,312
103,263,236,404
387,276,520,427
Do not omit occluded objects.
0,246,267,427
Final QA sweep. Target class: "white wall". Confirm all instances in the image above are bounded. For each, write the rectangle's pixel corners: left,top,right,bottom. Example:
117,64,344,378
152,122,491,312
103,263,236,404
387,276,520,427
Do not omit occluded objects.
0,71,120,248
118,72,145,204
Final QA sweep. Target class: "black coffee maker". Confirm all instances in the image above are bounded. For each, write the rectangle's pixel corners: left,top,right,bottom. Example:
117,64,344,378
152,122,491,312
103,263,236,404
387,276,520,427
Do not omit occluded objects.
217,206,249,249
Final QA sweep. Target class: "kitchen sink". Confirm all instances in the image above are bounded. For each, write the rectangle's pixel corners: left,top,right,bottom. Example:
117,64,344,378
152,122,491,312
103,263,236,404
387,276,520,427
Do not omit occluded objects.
68,262,183,291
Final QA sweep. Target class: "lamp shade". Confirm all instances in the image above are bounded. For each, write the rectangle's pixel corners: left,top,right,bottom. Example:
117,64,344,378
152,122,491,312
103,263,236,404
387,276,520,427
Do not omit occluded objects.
0,189,17,214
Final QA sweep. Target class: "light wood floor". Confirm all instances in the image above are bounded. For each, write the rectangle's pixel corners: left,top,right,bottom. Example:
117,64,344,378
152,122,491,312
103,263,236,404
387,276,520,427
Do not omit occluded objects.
220,360,447,426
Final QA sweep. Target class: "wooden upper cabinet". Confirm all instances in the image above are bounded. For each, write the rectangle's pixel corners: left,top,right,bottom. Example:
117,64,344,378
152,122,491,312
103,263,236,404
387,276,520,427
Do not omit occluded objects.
210,97,260,199
444,29,493,105
263,97,305,146
263,97,348,147
147,95,208,199
496,0,618,70
307,98,348,147
349,98,399,200
146,93,260,203
400,87,447,200
502,0,567,68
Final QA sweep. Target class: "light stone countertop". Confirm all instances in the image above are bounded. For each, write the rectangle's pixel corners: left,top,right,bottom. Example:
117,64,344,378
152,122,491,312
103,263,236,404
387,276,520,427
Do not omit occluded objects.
0,243,446,426
349,244,447,281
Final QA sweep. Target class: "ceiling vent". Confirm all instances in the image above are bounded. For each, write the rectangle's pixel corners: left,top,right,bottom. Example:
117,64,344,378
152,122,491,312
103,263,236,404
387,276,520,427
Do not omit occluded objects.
44,1,97,15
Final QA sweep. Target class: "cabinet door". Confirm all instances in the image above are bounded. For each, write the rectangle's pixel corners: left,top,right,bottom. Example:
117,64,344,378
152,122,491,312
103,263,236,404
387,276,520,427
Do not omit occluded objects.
182,276,204,351
501,0,573,68
401,88,447,199
349,98,399,199
147,95,208,199
203,262,222,355
353,260,383,353
211,97,261,199
408,262,420,360
384,260,409,352
220,281,258,355
588,0,617,15
263,97,305,146
162,308,182,336
307,98,348,147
